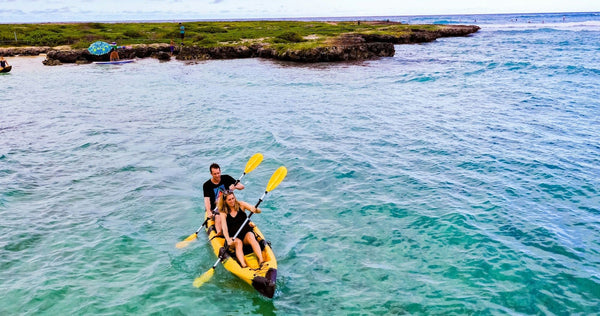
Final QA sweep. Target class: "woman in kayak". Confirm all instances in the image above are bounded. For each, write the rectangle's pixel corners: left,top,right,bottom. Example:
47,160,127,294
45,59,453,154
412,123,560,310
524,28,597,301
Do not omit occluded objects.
218,190,264,268
0,56,9,69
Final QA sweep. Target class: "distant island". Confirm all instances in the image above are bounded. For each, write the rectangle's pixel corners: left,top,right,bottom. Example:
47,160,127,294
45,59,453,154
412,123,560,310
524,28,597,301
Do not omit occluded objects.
0,21,480,64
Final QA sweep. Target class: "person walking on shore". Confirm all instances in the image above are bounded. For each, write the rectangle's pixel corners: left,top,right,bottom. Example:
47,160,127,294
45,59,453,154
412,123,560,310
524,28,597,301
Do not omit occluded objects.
179,23,185,45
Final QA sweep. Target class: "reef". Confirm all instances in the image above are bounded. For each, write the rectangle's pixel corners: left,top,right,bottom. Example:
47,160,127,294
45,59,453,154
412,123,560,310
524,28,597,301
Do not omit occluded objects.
0,25,480,65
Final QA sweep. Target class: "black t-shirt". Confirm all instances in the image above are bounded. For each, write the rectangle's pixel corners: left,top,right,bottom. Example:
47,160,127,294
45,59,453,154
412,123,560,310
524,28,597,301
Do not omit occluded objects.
203,174,236,210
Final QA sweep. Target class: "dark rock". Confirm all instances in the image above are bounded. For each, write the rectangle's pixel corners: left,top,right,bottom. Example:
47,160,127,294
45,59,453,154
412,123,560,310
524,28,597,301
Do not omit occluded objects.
156,51,171,61
41,43,172,64
47,49,86,63
42,58,62,66
0,46,51,56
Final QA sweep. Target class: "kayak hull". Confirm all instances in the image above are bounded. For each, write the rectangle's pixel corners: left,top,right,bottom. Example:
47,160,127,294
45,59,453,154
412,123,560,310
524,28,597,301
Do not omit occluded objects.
204,213,277,298
0,65,11,73
94,60,134,65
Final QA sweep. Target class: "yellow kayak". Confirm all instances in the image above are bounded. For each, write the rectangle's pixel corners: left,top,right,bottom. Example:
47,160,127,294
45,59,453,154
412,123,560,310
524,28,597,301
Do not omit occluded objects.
204,213,277,298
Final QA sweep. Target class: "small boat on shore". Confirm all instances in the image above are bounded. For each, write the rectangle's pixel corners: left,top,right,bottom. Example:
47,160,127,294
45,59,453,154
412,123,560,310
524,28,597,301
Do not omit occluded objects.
0,65,11,73
94,60,134,65
203,212,278,298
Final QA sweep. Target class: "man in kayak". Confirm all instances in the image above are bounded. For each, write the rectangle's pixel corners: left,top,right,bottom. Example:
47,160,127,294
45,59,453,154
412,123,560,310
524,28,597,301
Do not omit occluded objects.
203,163,244,235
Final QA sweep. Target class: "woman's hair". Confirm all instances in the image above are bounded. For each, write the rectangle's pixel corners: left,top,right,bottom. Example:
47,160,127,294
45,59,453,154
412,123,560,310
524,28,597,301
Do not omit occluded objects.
217,190,240,214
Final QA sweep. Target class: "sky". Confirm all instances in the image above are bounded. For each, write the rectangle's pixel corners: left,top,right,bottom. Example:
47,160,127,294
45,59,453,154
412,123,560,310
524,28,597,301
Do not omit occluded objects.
1,0,599,23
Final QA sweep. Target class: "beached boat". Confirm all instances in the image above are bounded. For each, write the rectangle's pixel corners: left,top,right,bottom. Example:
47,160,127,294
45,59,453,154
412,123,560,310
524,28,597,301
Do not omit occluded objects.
204,212,277,298
94,60,134,65
0,65,11,73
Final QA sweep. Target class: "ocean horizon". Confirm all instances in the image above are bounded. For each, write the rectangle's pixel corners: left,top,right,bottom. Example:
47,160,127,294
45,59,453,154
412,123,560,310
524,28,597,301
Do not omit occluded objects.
2,11,599,25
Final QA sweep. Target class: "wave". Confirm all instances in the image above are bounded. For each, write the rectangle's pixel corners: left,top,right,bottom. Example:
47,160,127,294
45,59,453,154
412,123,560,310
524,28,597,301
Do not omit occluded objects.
481,20,600,32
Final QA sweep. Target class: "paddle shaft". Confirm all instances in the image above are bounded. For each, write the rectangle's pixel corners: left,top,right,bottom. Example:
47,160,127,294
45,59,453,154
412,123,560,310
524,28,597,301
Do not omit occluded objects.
233,172,246,186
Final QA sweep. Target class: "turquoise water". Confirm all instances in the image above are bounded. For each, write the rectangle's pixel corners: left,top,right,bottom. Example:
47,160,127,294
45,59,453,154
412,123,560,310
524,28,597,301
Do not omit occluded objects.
2,13,600,314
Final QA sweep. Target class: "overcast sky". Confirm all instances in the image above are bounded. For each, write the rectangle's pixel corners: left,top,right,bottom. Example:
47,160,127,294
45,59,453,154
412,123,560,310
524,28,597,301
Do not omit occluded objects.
1,0,599,23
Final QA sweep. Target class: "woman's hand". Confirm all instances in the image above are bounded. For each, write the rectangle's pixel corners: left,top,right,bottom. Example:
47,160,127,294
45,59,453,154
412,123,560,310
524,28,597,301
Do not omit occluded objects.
253,207,261,214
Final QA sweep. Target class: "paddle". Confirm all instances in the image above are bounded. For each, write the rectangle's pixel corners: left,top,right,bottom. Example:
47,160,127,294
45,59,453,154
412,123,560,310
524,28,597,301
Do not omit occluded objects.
193,166,287,288
175,153,264,249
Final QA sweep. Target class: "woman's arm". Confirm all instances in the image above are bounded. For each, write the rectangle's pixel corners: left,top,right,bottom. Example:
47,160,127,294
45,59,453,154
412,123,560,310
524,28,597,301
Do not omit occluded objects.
220,211,233,244
239,201,260,213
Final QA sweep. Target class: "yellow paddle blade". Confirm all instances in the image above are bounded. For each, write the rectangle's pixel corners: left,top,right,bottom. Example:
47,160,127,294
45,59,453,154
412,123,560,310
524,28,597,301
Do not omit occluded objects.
175,233,198,249
244,153,263,174
193,268,215,288
266,166,287,192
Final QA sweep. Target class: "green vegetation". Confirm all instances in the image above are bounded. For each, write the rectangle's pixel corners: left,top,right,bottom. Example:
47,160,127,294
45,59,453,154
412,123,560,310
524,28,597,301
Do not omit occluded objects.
274,31,306,43
0,20,446,50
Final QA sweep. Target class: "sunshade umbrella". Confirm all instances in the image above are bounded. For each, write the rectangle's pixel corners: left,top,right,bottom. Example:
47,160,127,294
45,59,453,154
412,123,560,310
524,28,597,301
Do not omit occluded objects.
87,41,112,55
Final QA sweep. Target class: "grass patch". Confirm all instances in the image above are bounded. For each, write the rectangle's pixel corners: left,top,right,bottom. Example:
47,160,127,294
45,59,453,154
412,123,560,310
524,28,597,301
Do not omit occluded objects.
0,21,451,49
273,32,306,43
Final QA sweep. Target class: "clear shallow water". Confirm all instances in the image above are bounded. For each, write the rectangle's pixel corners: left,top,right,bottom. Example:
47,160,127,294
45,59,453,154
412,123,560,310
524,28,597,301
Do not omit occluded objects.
2,12,600,315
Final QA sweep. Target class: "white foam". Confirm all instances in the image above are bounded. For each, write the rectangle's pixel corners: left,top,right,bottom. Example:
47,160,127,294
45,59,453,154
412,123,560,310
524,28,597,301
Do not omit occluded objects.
481,20,600,32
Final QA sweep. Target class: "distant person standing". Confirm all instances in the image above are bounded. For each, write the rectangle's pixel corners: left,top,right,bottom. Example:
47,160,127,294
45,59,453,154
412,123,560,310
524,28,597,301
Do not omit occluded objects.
109,42,120,61
179,23,185,44
170,39,175,56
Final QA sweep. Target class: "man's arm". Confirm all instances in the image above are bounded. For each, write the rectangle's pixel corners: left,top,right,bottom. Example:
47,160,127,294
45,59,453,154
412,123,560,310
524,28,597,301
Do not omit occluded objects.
225,174,244,191
204,196,213,218
231,182,244,191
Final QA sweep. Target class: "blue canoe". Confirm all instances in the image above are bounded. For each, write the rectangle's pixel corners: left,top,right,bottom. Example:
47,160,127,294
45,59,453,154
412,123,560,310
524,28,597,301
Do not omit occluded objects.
94,60,134,65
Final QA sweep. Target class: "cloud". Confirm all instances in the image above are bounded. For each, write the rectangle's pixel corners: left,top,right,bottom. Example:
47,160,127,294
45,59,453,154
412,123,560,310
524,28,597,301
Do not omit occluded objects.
30,7,73,14
0,8,25,14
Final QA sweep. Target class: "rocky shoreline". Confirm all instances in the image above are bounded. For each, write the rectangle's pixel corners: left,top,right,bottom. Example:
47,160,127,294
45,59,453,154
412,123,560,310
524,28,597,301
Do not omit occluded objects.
0,25,479,64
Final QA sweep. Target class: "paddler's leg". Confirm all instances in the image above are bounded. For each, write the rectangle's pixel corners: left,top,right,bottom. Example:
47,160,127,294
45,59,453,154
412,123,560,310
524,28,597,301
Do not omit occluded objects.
214,213,223,235
244,232,264,266
232,238,247,268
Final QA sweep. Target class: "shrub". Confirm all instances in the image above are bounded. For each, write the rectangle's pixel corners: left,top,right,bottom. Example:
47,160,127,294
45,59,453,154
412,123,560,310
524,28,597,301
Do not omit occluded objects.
85,22,105,30
123,29,143,38
24,31,65,46
197,26,228,34
197,37,217,45
273,32,305,43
